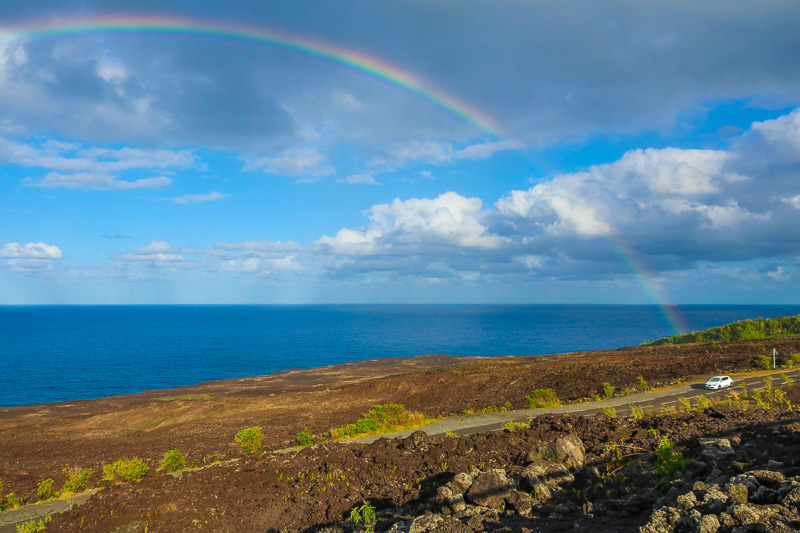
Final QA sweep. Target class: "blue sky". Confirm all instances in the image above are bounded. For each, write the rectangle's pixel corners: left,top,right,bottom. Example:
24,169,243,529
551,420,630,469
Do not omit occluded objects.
2,1,800,304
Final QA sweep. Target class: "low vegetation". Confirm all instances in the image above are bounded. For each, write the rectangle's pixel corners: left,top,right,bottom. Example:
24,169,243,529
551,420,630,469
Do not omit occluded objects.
158,450,186,473
350,500,377,532
36,478,54,500
234,427,265,455
296,428,314,447
641,314,800,346
102,458,149,483
525,388,561,408
16,517,50,532
331,403,432,440
60,466,92,495
155,394,213,401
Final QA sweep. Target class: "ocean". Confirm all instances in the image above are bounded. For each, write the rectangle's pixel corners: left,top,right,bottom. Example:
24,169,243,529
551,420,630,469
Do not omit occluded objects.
2,304,799,408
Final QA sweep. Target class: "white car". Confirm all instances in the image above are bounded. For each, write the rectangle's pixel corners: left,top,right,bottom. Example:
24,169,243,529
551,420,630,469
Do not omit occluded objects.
705,375,733,390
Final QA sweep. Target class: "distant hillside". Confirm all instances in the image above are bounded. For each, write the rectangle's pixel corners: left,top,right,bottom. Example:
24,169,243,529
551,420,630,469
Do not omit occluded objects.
641,314,800,346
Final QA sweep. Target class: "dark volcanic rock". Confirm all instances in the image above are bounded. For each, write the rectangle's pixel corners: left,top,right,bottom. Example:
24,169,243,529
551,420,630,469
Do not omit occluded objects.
465,469,514,509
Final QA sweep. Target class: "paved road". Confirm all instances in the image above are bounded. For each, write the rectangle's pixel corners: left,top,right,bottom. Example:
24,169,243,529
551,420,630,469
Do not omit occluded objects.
0,491,96,533
358,368,800,442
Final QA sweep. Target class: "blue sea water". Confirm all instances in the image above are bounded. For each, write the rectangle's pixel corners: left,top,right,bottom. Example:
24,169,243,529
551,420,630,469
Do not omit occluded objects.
1,304,799,408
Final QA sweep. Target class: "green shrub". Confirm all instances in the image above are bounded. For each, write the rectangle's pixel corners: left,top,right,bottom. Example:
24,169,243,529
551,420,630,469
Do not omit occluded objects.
350,500,376,525
637,376,650,391
37,478,54,500
654,435,690,482
630,404,644,419
102,458,150,483
602,407,617,418
525,388,561,408
296,428,314,447
235,427,264,455
61,466,92,494
758,354,772,370
6,492,22,509
333,403,430,440
602,382,615,399
158,450,186,473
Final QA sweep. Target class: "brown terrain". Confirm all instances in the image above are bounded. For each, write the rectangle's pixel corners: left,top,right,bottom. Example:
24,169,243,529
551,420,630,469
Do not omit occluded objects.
2,337,800,532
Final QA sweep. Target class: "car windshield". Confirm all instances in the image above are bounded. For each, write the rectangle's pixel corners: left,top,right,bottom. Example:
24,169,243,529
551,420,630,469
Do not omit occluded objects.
709,378,721,382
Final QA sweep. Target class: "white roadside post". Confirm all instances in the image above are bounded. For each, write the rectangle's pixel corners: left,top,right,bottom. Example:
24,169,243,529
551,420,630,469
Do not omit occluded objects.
773,348,777,369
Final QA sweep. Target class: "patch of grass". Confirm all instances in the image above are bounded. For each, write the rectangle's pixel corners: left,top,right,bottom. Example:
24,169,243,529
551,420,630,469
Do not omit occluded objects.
637,376,650,391
525,388,561,408
678,397,692,411
103,458,150,483
16,517,50,533
695,395,713,409
158,450,186,473
501,421,529,432
602,406,617,418
235,427,264,455
332,404,433,440
630,404,644,419
156,394,213,401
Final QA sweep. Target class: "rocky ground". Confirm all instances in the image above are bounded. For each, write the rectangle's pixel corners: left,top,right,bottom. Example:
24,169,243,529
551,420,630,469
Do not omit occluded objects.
2,336,800,531
43,394,800,532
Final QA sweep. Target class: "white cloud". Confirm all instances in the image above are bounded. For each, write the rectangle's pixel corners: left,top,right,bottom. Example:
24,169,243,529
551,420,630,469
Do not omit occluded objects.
0,41,26,80
495,181,611,237
0,242,63,272
2,138,194,191
612,148,727,196
749,108,800,157
121,241,183,263
767,266,789,281
696,201,770,229
95,59,129,85
0,242,62,259
455,139,524,160
29,172,171,190
370,139,522,169
316,192,505,255
245,147,333,179
338,173,379,185
783,195,800,209
0,139,195,173
212,240,303,255
172,191,229,204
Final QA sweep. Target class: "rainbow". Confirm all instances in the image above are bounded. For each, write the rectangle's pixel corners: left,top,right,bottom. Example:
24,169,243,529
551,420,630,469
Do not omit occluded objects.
607,238,688,335
4,14,688,334
1,14,504,137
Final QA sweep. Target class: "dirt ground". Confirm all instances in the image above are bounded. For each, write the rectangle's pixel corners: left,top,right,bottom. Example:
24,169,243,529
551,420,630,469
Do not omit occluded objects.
2,337,800,531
